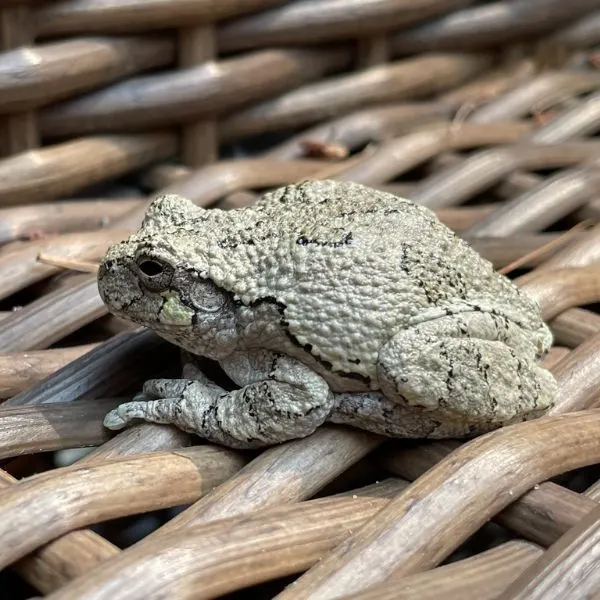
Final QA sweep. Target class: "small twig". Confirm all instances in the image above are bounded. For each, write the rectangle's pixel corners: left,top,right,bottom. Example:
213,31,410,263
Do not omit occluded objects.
532,108,559,126
498,219,595,275
529,86,576,122
299,139,349,160
308,144,378,180
37,253,100,274
451,101,477,127
589,51,600,69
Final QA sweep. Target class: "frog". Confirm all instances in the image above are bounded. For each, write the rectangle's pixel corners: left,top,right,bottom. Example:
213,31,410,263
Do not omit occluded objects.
97,179,558,449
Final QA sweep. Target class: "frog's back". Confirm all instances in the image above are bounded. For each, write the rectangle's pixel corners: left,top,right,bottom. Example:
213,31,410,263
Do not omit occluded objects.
255,179,522,308
254,180,548,345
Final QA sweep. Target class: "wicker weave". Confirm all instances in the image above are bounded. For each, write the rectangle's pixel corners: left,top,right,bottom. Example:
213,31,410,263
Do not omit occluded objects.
2,1,600,598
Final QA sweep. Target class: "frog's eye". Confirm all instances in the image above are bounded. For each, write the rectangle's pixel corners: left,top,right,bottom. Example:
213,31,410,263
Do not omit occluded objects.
138,259,164,277
135,255,174,292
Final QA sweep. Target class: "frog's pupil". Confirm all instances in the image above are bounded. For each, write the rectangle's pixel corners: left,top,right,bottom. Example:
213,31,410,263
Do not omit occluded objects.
139,260,164,277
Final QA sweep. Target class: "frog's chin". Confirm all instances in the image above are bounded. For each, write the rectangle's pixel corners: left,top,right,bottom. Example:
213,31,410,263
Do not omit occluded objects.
142,319,193,332
106,309,190,332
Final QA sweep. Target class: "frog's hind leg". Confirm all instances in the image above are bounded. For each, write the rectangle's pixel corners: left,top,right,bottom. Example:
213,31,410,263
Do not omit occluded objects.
329,391,491,438
375,311,558,432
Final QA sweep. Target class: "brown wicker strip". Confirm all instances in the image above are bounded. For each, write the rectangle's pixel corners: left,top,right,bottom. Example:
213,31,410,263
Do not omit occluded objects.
0,279,108,352
43,480,408,600
0,2,37,156
0,229,129,301
434,205,496,231
584,478,600,502
41,48,352,137
218,0,473,51
4,329,176,406
555,10,600,48
336,121,533,184
412,142,600,209
541,347,570,369
0,133,177,206
36,0,285,37
265,103,451,160
390,0,600,54
0,198,142,244
147,426,383,534
466,234,588,270
381,442,597,547
551,309,600,347
0,397,122,459
275,411,600,599
546,333,600,415
12,529,118,595
537,222,600,271
0,344,98,399
516,267,600,321
0,445,246,569
178,21,217,167
498,503,600,599
219,54,490,142
0,36,175,113
344,541,543,600
468,166,600,236
521,235,600,414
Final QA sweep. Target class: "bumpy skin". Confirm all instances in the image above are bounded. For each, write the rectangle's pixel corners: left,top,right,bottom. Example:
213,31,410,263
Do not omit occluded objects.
97,180,558,449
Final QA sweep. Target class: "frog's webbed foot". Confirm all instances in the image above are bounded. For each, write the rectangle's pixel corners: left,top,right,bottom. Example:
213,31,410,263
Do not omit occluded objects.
376,311,558,429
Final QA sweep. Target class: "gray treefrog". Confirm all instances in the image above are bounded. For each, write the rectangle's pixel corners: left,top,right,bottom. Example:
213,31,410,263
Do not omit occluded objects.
97,180,557,449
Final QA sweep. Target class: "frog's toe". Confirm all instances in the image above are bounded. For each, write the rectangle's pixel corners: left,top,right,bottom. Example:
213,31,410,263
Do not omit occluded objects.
103,408,128,430
103,400,156,430
142,378,190,399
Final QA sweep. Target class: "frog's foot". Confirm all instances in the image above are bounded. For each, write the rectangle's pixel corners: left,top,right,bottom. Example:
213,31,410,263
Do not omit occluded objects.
377,313,558,429
103,377,210,431
104,398,180,430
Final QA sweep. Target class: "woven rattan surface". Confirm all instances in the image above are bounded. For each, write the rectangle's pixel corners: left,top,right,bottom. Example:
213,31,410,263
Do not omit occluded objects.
3,1,600,599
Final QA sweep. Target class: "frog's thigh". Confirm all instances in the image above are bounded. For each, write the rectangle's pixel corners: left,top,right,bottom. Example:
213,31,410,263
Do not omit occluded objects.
330,391,487,438
377,312,557,425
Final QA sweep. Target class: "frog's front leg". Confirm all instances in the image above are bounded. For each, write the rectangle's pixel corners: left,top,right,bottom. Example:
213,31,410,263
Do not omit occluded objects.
376,311,558,429
104,350,334,449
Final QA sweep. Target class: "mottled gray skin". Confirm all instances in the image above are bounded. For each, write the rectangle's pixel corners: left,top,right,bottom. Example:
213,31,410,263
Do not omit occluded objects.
98,180,557,449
